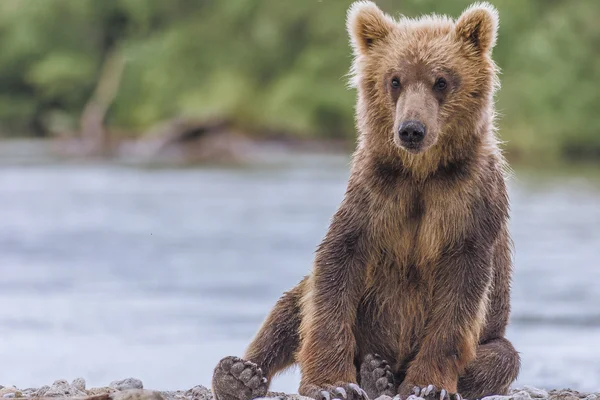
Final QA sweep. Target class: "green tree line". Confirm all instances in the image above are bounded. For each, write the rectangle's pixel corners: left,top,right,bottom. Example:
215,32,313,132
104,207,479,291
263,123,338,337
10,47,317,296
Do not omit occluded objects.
0,0,598,160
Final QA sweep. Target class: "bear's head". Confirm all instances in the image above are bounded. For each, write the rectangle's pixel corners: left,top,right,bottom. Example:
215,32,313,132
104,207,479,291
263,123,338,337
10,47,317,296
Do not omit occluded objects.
347,2,499,170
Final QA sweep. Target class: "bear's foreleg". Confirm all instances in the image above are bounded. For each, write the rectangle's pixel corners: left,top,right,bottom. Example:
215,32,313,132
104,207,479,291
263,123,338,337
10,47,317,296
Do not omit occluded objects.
398,236,494,398
297,194,372,400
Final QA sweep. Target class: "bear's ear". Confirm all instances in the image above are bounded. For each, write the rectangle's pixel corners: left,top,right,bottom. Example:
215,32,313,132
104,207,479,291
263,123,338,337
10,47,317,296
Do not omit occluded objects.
455,2,499,54
347,1,395,55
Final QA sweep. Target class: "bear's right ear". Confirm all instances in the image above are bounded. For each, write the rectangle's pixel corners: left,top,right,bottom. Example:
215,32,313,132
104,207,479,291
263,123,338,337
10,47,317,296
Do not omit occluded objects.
347,1,395,55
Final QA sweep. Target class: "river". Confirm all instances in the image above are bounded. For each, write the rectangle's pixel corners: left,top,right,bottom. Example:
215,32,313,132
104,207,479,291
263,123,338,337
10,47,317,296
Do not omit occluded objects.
0,155,598,392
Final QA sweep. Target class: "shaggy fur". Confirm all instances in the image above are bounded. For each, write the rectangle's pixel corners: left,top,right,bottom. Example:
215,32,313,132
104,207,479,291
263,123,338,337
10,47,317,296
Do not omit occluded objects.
212,2,520,400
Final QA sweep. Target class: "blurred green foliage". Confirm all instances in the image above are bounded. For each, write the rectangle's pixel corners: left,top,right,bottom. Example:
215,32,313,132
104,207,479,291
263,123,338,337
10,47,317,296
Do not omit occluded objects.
0,0,598,160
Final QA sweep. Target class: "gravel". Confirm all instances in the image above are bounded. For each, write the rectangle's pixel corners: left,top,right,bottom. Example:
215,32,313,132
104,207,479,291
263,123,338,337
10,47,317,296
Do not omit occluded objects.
0,380,596,400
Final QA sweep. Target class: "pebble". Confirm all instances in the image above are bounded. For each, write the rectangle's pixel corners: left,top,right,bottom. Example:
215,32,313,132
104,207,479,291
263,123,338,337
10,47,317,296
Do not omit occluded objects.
44,379,87,397
72,377,86,392
19,389,36,398
188,386,213,400
482,396,513,400
0,389,17,398
511,390,534,400
0,382,594,400
110,378,144,391
113,389,164,400
522,386,550,399
35,385,50,397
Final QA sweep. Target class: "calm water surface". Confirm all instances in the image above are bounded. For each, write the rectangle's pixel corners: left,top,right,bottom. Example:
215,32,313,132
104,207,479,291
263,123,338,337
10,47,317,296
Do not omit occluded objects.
0,156,598,391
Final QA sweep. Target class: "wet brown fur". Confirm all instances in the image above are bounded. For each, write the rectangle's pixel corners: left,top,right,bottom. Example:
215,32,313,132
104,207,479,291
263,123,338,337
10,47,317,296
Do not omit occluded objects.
214,2,520,400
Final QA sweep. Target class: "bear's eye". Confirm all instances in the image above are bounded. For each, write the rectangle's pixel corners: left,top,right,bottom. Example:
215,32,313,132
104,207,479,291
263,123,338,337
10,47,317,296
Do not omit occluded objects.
391,77,401,89
434,77,447,91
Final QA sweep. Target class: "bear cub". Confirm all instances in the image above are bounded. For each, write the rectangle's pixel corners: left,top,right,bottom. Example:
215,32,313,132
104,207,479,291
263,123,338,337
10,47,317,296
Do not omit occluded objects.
213,2,520,400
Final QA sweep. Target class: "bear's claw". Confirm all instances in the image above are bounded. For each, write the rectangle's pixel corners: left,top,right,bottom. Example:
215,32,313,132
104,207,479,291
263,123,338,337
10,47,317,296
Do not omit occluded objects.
409,385,462,400
335,387,348,399
301,383,368,400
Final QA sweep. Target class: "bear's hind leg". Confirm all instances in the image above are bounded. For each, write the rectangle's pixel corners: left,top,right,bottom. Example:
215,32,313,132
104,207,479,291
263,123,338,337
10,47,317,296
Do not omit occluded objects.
244,279,304,379
212,357,267,400
212,279,305,400
457,337,520,400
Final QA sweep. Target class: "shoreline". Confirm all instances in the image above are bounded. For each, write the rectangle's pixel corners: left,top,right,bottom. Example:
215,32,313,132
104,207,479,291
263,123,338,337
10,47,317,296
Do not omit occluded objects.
1,137,600,170
0,380,596,400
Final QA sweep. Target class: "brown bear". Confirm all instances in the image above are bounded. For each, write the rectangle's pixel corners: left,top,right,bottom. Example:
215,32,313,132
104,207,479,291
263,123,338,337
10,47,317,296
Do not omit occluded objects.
212,2,520,400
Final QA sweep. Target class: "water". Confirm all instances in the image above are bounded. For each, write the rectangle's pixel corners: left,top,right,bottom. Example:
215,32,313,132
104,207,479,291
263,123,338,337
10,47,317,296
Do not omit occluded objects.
0,156,598,392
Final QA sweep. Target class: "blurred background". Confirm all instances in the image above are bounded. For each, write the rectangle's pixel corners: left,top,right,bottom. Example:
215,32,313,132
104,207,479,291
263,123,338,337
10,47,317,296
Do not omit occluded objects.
0,0,599,394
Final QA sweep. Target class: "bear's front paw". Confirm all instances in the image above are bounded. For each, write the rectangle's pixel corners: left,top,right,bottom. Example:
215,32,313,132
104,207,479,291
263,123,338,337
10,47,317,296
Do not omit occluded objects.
360,354,396,399
300,383,369,400
212,356,268,400
399,384,462,400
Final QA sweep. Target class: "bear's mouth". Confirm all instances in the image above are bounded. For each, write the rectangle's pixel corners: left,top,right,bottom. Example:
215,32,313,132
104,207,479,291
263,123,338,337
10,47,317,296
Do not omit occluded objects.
400,142,425,154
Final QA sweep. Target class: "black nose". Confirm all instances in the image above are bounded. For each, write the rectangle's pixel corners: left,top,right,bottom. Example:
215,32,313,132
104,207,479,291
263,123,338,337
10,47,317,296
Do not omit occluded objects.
398,120,426,144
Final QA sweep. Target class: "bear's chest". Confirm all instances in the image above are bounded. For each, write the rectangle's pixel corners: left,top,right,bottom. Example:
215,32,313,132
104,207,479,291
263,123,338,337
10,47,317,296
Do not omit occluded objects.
372,182,474,269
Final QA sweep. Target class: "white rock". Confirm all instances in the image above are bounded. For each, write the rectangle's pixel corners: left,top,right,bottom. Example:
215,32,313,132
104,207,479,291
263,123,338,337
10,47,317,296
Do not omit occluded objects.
110,378,144,391
522,386,549,399
72,377,86,391
44,379,86,397
20,389,37,398
188,385,213,400
481,396,512,400
112,390,164,400
35,385,50,397
511,390,534,400
0,388,17,397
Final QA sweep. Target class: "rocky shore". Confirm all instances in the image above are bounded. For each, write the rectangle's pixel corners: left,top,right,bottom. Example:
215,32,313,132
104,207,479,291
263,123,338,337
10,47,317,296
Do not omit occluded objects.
0,380,596,400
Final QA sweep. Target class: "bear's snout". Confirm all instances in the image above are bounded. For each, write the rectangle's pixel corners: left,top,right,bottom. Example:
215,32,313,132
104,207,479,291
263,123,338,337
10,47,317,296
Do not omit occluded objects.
398,120,426,148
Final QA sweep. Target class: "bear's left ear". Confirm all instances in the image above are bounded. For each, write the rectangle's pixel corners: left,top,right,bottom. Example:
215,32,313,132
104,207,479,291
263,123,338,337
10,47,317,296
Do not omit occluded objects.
455,2,499,54
347,1,395,55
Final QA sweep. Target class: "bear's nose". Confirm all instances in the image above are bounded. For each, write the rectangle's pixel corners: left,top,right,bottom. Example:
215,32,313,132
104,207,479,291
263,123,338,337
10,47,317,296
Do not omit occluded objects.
398,120,426,144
